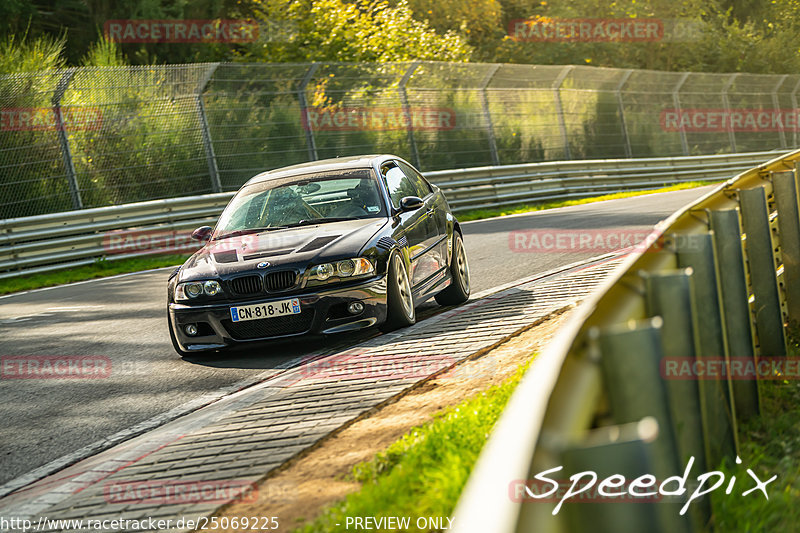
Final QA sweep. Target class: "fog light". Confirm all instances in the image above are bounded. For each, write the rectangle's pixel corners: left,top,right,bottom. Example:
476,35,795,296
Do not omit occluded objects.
184,324,198,336
347,301,364,314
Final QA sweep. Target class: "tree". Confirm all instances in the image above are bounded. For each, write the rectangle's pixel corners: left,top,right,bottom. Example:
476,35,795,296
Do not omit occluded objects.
241,0,472,63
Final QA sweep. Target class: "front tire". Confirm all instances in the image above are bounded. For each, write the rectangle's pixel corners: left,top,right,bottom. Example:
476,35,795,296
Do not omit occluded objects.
435,231,470,306
380,252,416,332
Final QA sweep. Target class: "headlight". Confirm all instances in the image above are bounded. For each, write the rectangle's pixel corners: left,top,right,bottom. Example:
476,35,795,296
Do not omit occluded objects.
204,280,222,296
175,280,224,302
309,258,374,283
315,263,335,280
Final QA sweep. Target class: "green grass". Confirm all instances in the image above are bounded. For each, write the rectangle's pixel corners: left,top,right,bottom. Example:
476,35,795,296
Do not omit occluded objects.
294,363,531,532
0,254,190,295
1,180,714,296
711,331,800,531
454,181,715,222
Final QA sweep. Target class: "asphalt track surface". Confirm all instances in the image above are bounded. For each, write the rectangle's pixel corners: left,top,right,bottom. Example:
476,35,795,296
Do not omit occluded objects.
0,186,712,486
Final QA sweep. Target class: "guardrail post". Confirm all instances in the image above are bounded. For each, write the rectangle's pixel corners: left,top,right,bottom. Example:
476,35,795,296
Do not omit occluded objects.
709,209,761,420
739,186,787,357
399,62,422,169
676,232,739,466
722,74,739,153
643,271,707,463
772,169,800,323
643,269,709,531
672,73,690,156
616,69,634,158
560,419,667,532
298,63,320,161
552,66,573,160
196,63,222,193
593,319,692,533
52,68,83,210
480,64,501,166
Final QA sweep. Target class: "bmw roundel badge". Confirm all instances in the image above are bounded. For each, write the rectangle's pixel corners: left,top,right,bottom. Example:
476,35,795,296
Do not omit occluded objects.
257,261,270,269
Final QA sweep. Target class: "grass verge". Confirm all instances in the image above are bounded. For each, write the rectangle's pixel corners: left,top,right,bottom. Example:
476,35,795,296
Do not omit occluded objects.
0,254,190,296
711,332,800,530
2,181,712,296
454,181,714,222
293,362,531,532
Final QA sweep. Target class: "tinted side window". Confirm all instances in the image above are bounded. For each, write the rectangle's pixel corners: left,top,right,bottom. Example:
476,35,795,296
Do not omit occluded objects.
382,163,419,207
396,160,432,198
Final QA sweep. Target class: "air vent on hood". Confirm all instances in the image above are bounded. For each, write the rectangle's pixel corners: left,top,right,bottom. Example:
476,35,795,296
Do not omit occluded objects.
214,250,238,263
243,249,293,261
296,235,340,253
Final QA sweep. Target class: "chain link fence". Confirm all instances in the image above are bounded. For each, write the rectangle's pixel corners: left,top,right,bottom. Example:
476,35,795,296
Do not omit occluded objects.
2,61,799,218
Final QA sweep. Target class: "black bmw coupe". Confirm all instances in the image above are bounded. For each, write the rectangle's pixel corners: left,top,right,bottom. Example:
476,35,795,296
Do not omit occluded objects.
167,154,470,356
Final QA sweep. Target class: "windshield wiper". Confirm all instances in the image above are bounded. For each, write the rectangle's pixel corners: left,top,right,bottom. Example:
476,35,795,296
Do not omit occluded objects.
214,226,289,240
289,217,355,227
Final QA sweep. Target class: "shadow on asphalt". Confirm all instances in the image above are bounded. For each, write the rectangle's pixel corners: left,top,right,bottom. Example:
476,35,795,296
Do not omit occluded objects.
179,302,446,369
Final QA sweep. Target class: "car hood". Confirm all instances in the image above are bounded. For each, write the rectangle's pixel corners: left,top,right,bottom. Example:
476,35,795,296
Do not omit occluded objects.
178,218,388,281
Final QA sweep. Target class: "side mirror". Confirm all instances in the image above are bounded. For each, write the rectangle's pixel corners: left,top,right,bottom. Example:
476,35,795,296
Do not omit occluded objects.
191,226,213,242
399,196,424,212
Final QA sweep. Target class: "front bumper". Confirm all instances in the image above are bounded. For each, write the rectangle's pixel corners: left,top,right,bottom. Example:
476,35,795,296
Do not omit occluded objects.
168,275,388,352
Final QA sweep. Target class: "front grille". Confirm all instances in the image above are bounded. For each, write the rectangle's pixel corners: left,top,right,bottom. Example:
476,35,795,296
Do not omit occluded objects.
222,310,315,340
264,270,297,292
229,275,263,296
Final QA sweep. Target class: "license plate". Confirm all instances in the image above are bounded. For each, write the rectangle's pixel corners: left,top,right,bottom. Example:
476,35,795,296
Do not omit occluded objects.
230,298,301,322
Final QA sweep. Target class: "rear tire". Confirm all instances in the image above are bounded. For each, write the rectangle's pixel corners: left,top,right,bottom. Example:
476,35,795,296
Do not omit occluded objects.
435,231,470,306
380,252,416,332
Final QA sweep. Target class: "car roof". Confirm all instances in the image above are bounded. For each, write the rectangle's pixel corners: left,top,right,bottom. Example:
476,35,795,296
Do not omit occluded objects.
243,154,399,186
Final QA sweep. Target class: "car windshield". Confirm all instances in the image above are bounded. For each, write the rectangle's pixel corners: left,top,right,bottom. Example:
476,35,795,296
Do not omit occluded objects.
214,169,386,239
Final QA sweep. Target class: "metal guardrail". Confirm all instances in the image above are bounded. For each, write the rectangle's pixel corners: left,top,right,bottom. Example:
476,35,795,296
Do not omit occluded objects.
452,149,800,532
0,150,784,280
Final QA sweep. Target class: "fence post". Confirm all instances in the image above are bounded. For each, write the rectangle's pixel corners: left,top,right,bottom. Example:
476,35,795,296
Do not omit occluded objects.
552,66,573,160
480,64,501,166
52,67,82,210
722,74,739,153
196,63,222,193
773,75,789,150
672,72,690,156
399,61,422,169
298,62,320,161
791,78,800,149
616,69,634,158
